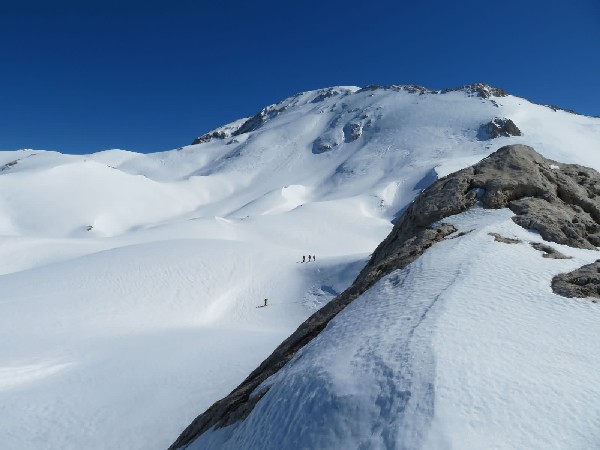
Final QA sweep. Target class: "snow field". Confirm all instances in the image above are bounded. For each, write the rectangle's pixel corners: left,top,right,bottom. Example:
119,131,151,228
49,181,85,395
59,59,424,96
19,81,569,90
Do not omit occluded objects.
195,208,600,449
0,85,599,449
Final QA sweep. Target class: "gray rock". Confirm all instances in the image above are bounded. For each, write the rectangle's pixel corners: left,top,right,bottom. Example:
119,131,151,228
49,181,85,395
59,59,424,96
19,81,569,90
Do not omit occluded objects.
441,82,508,98
552,261,600,300
1,159,18,172
489,232,521,244
356,84,436,95
530,242,571,259
478,117,522,140
191,131,228,145
312,137,338,154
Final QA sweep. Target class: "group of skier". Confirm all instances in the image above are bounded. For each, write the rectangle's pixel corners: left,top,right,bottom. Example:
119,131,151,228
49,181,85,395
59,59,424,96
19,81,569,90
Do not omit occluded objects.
261,255,318,307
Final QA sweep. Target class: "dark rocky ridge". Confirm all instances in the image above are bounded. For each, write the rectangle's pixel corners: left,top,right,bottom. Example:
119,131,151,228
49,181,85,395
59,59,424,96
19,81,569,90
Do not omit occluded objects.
169,144,600,449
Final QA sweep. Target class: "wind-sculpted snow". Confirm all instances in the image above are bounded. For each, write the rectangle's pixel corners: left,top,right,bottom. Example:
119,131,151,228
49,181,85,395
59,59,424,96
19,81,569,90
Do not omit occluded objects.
2,84,600,450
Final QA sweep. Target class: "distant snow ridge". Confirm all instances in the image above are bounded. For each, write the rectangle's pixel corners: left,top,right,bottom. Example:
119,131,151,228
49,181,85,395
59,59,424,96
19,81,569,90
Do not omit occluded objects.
191,83,508,146
171,145,600,450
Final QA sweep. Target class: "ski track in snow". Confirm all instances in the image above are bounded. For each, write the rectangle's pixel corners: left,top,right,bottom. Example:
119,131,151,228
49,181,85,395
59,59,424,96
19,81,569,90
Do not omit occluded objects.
0,86,599,449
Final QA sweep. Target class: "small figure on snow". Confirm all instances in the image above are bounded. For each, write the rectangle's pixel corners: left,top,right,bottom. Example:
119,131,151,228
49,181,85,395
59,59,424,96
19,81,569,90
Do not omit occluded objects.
313,255,316,262
308,255,312,262
264,298,268,307
302,255,306,263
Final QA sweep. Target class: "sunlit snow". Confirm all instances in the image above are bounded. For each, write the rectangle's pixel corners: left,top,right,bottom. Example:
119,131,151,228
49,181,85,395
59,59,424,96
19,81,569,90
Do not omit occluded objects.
1,86,599,449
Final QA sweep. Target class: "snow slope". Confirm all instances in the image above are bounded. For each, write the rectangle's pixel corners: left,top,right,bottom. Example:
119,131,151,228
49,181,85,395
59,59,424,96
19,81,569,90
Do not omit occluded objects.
0,84,599,449
192,208,600,449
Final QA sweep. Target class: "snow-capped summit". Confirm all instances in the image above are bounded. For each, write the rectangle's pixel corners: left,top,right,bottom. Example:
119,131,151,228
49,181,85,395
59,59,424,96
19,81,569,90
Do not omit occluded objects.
0,83,599,450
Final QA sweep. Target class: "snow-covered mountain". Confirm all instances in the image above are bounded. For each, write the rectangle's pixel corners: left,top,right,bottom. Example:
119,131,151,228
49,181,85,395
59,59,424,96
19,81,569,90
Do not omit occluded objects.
1,84,599,450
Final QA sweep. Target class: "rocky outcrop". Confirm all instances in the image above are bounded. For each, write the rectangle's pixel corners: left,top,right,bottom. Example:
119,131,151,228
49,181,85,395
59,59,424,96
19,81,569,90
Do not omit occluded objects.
441,82,508,98
531,242,570,259
312,137,338,154
310,87,352,103
169,144,600,449
478,117,522,139
489,232,521,244
552,261,600,300
357,84,437,95
232,107,283,136
192,130,228,145
343,122,362,142
1,159,18,172
357,82,508,99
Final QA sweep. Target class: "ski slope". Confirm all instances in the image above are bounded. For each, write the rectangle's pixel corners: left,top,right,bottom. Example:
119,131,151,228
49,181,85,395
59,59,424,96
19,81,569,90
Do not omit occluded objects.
1,85,599,449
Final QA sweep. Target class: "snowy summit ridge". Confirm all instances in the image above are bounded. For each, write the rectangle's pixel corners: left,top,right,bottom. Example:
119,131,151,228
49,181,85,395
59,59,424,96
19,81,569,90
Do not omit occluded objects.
192,83,509,145
1,82,599,450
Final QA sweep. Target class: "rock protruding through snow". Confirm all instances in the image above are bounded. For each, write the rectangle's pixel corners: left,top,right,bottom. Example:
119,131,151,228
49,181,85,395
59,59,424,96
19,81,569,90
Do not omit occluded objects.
169,144,600,449
552,261,600,300
478,117,522,139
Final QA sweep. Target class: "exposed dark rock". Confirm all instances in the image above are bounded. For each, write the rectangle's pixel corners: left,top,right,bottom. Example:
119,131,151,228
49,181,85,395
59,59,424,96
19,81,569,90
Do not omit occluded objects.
312,137,338,154
489,232,521,244
1,159,18,171
343,122,362,142
231,105,287,137
310,87,349,103
446,229,474,239
192,130,228,145
478,117,522,140
357,84,436,95
530,242,571,259
441,82,508,98
169,144,600,449
552,261,600,300
356,83,507,98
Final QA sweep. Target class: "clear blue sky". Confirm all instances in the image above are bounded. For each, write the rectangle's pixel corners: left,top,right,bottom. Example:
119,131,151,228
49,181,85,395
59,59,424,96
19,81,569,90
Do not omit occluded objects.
1,0,598,154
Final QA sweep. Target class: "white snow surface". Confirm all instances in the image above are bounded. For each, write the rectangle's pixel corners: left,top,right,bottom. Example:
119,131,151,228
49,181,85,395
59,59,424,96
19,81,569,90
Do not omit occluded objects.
195,208,600,450
1,85,599,449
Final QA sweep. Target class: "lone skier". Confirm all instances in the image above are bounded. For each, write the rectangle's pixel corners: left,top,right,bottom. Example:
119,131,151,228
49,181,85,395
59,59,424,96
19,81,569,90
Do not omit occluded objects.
264,298,268,307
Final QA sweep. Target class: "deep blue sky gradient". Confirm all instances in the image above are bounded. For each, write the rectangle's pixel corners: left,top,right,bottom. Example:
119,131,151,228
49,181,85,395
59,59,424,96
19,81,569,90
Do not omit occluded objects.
1,0,599,154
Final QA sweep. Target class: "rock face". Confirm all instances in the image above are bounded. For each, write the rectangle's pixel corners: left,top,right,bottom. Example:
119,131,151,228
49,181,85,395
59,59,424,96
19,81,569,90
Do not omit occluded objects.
169,144,600,449
552,261,600,300
479,117,522,139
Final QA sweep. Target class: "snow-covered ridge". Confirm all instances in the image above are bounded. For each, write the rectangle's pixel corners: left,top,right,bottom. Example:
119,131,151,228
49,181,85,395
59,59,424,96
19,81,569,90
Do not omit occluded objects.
190,82,596,153
190,83,506,145
175,145,600,450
